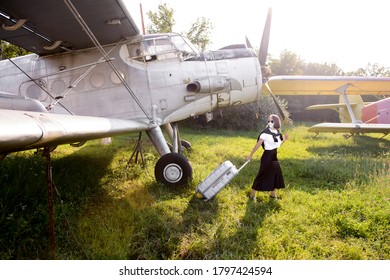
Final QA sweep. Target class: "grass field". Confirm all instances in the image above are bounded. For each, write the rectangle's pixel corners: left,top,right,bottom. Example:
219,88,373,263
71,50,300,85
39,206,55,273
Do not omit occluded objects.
0,124,389,259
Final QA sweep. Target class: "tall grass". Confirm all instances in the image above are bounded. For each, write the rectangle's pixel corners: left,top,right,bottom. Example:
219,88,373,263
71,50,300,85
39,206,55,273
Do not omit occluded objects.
0,124,389,259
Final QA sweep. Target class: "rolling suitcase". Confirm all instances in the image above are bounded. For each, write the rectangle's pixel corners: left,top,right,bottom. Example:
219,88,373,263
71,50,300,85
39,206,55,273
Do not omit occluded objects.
196,160,250,201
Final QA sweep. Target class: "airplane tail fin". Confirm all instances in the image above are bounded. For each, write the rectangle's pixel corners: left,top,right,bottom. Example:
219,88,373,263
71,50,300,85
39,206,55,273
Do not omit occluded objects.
362,97,390,124
306,95,365,123
338,95,364,123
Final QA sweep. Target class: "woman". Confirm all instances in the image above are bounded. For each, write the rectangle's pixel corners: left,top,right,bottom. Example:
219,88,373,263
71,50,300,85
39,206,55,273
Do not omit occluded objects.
247,114,288,200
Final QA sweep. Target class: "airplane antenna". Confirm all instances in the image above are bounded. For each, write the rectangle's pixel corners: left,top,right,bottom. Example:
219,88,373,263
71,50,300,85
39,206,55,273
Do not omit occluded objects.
140,3,146,35
63,0,153,121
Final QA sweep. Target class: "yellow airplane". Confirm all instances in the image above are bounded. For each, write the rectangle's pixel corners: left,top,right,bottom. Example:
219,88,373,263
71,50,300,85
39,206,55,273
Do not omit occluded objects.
263,76,390,137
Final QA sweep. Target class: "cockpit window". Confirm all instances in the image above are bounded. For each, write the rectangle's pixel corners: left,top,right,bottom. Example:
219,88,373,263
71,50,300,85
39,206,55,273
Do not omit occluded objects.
143,37,174,55
170,35,198,55
127,34,198,62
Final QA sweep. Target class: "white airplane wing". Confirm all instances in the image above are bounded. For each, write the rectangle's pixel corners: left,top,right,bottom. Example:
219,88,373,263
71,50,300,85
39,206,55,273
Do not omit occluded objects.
0,109,155,155
0,1,153,155
0,0,139,56
263,76,390,96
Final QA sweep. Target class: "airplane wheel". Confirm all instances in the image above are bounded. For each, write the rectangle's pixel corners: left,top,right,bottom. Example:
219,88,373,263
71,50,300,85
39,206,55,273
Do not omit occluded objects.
166,140,192,153
181,139,191,149
155,153,193,186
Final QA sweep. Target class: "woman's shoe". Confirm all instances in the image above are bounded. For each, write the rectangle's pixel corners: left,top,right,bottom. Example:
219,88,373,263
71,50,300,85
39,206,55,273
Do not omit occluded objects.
248,195,257,202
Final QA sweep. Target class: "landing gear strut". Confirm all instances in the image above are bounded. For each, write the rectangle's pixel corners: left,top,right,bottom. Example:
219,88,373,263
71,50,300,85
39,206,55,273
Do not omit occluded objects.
40,147,56,259
128,132,145,167
146,125,193,186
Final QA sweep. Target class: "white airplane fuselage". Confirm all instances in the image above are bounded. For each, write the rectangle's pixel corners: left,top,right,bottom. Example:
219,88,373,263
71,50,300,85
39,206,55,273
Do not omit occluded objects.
0,33,262,125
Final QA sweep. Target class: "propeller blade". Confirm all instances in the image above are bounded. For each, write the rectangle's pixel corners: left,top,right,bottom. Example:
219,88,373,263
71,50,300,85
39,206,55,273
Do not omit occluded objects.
245,36,253,49
259,7,272,68
264,82,289,124
259,8,291,125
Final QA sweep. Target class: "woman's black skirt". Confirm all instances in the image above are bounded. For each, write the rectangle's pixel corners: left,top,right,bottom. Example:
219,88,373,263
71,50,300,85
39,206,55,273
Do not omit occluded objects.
251,149,285,191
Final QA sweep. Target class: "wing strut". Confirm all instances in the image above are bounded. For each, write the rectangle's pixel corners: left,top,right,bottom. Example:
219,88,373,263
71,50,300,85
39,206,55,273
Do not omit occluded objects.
0,49,74,115
41,147,56,259
63,0,153,122
46,45,119,111
336,84,361,124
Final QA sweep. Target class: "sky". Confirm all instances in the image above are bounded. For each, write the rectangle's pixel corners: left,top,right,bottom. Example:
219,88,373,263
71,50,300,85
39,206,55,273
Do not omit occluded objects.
124,0,390,72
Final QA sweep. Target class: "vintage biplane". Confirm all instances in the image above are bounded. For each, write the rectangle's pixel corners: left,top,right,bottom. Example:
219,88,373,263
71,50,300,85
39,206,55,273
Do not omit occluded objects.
1,0,390,190
263,77,390,137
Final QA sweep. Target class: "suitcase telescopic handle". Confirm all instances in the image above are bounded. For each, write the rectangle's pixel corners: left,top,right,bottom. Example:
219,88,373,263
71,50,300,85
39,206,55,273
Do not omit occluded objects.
237,160,250,172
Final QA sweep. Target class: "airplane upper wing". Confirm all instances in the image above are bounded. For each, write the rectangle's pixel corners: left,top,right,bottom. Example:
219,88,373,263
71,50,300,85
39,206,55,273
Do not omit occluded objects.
0,109,155,156
263,76,390,96
0,0,139,56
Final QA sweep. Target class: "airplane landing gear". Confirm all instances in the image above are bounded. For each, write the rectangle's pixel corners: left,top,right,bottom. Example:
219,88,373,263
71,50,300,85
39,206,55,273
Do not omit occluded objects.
155,153,192,186
147,125,193,186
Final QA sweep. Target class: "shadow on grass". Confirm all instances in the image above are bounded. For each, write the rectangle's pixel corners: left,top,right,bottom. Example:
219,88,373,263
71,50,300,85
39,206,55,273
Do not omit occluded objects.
194,199,281,259
166,155,281,259
0,140,128,259
281,157,388,193
307,135,389,157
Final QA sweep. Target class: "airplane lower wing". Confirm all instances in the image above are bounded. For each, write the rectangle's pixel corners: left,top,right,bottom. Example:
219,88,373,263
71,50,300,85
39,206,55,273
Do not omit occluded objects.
308,122,390,135
305,103,362,110
263,76,390,95
0,109,156,155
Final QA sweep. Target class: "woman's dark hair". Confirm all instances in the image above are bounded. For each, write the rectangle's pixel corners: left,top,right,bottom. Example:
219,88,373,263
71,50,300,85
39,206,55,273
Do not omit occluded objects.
269,114,281,130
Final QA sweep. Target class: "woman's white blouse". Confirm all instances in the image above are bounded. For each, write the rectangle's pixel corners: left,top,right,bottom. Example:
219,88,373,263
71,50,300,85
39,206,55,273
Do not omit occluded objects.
259,129,283,150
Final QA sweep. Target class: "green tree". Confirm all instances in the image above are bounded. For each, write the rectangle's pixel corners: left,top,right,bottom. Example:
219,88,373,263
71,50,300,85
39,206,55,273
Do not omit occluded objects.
146,3,175,33
347,63,390,77
146,3,213,51
269,49,305,75
304,62,344,76
268,50,344,122
185,17,213,52
0,41,29,60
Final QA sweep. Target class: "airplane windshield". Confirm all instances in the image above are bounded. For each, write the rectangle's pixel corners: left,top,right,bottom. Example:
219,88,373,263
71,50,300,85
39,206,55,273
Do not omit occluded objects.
127,34,198,62
170,35,198,55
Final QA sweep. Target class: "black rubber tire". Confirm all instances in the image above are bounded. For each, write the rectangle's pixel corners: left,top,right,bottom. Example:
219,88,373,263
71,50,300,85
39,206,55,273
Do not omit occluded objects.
155,153,193,186
180,139,192,149
166,140,192,152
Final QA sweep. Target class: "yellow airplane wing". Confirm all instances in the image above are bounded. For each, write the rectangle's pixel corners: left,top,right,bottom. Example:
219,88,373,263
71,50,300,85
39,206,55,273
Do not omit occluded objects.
308,123,390,135
306,103,360,110
263,76,390,96
0,109,155,156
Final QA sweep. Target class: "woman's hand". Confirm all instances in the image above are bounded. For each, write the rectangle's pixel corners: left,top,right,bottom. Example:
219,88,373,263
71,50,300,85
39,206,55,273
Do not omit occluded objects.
284,133,289,141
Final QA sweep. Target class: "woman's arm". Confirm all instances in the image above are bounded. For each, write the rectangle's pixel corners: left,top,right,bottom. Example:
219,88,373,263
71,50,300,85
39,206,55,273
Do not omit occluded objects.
247,138,264,161
281,133,289,145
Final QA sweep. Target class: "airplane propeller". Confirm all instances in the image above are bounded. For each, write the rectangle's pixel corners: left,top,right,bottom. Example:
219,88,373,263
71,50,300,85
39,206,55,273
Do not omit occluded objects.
253,7,289,123
259,7,272,81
